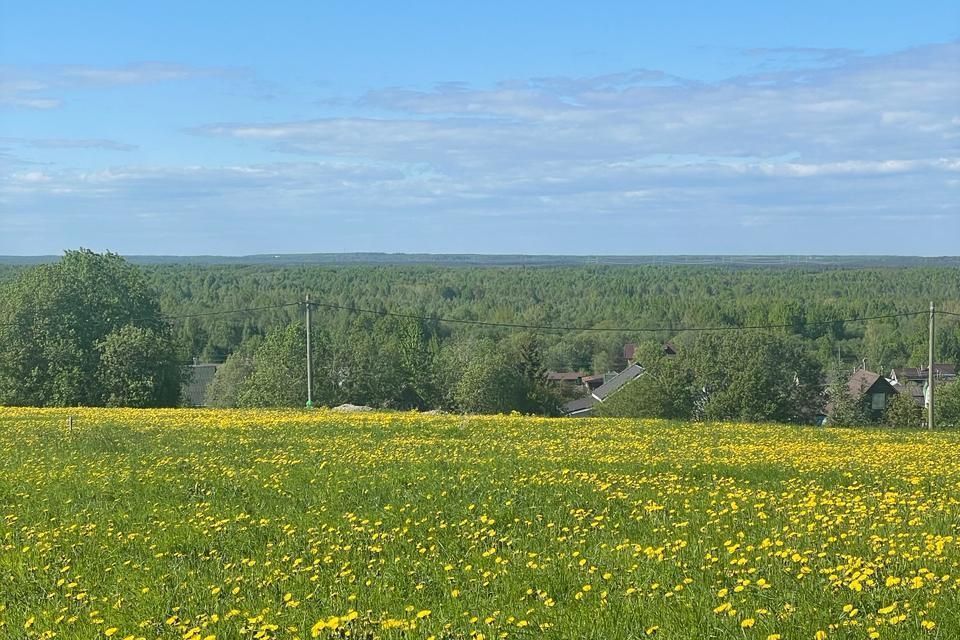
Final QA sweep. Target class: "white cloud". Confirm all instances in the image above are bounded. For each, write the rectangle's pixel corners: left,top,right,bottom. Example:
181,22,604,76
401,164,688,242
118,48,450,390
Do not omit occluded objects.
0,62,228,110
3,43,958,253
0,137,138,151
195,42,959,173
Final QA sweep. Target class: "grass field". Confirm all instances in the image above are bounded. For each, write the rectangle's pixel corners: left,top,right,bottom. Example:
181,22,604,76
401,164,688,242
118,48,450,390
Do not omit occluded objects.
1,409,958,639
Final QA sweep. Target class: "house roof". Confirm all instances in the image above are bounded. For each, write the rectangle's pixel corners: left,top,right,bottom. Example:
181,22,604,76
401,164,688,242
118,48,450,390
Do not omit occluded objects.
890,364,957,381
891,380,925,406
182,363,219,407
847,369,896,398
562,364,646,415
593,363,645,400
563,395,597,415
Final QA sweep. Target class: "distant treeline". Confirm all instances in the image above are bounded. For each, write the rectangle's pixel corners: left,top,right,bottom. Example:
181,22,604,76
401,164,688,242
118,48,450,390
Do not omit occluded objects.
158,264,959,373
2,261,959,375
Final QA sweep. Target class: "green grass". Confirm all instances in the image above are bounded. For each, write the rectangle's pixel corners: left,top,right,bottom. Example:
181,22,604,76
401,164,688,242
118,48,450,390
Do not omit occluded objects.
1,408,959,639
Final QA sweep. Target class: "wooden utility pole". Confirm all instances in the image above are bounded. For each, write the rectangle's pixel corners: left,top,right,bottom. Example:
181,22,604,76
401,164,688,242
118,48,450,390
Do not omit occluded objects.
928,301,934,430
305,294,313,409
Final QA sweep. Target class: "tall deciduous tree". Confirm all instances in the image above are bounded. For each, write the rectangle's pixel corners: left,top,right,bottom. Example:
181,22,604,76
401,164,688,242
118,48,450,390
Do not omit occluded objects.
689,332,824,423
884,392,923,429
937,380,960,428
826,374,869,427
436,337,519,414
237,323,335,408
0,249,182,406
97,325,182,407
205,336,261,407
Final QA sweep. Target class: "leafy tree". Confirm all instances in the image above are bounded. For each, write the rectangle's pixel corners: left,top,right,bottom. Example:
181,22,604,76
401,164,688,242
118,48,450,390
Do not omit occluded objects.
937,380,960,428
826,376,869,427
330,324,408,408
238,323,334,408
205,336,261,407
393,318,442,409
884,392,923,429
507,333,562,415
688,332,824,423
97,325,182,407
436,338,518,414
0,249,181,406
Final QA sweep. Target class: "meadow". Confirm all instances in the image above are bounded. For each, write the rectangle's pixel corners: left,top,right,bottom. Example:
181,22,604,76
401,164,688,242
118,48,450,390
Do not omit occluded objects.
1,409,958,639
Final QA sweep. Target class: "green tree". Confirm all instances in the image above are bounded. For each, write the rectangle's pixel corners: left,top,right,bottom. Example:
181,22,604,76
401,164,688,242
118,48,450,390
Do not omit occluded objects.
393,318,442,409
0,249,181,407
826,376,869,427
238,323,334,408
884,392,923,429
937,381,960,428
205,336,261,407
436,338,518,414
97,325,182,407
507,333,562,415
689,332,824,423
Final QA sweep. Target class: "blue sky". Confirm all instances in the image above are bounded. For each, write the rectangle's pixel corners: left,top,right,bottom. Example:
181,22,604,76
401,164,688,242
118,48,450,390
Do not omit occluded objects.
1,1,958,255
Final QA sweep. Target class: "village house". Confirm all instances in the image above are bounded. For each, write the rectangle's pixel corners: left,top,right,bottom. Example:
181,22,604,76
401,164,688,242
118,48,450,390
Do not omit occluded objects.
546,371,611,395
882,363,955,408
847,369,899,420
562,363,646,417
888,364,956,386
546,370,587,387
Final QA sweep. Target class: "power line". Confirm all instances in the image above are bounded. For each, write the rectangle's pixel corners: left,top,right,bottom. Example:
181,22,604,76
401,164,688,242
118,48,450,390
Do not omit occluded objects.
155,302,301,321
306,300,926,334
0,302,300,328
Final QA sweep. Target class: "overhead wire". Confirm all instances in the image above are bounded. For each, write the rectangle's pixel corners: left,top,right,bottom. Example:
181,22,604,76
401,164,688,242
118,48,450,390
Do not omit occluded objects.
305,301,926,334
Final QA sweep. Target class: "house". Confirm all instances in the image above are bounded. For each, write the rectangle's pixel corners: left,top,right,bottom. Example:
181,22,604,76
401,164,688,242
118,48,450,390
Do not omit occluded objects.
890,380,926,407
582,374,607,392
546,371,587,386
847,369,898,419
181,362,220,407
889,364,956,386
562,363,646,416
547,371,608,395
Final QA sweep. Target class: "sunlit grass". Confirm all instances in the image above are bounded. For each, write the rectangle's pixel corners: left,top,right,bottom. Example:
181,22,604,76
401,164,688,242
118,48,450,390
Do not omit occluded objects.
1,407,958,639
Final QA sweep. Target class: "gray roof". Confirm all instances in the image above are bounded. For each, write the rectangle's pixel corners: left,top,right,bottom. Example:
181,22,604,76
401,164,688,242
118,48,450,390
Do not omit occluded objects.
563,395,597,415
182,364,219,407
891,380,925,406
847,369,895,397
593,363,645,400
890,365,956,382
562,364,646,416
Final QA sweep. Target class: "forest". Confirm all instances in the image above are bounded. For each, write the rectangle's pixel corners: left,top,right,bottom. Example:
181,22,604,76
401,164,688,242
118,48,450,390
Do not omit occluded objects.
2,261,960,373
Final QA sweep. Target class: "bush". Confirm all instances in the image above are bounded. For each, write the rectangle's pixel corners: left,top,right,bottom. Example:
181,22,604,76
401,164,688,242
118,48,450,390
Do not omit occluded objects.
884,392,924,429
938,381,960,428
